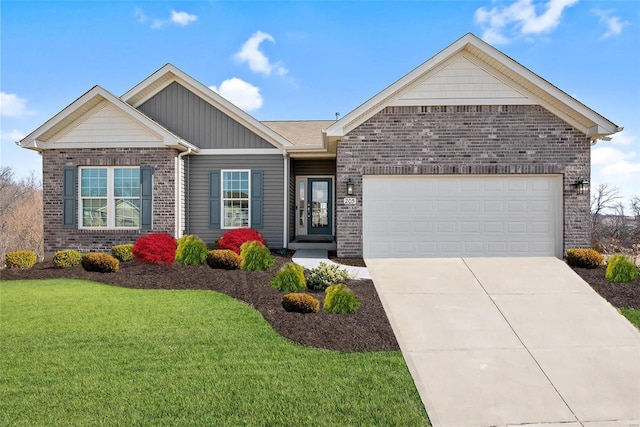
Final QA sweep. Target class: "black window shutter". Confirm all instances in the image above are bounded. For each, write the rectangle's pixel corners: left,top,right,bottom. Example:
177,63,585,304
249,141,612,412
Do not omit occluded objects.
62,167,76,228
251,170,263,229
140,166,153,230
209,170,220,229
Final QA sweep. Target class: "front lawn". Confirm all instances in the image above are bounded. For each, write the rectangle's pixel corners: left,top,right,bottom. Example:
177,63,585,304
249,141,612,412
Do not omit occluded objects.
0,279,430,426
621,308,640,328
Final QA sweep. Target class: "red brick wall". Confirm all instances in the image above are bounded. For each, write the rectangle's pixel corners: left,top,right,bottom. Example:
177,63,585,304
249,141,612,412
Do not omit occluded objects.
42,148,178,254
336,105,591,257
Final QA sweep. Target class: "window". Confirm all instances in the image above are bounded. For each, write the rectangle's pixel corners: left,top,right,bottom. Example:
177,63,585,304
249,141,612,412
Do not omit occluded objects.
80,167,140,228
222,170,250,228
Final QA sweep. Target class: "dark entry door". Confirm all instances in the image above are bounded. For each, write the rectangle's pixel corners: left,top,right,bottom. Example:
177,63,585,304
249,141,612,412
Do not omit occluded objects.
307,178,332,235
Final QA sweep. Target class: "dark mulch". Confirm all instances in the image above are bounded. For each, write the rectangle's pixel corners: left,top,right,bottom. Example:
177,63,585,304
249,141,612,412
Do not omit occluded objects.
1,255,398,352
3,257,637,352
572,266,640,309
329,251,367,267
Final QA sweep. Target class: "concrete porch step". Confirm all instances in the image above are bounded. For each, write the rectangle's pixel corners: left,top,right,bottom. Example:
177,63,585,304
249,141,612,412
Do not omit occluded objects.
288,241,337,250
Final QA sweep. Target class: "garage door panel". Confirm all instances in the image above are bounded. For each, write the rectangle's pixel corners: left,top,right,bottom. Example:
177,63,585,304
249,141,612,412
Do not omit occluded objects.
363,175,561,258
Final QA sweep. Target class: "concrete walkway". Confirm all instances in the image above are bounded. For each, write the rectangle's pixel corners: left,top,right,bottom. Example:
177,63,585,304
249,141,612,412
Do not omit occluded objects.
366,257,640,427
292,249,371,280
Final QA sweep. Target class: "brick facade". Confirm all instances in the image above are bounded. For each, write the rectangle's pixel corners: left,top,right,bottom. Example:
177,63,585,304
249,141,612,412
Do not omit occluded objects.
43,148,178,255
336,105,591,257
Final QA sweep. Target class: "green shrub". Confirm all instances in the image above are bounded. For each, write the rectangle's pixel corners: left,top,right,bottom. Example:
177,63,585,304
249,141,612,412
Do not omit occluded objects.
282,293,320,313
240,241,275,271
323,284,361,314
271,263,306,292
206,249,241,270
52,250,82,268
175,235,208,265
111,244,134,262
5,251,37,269
565,248,604,269
307,262,350,290
605,254,639,283
81,253,119,273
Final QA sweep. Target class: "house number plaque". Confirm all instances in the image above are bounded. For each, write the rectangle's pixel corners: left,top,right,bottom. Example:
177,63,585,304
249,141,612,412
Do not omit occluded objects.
343,197,357,205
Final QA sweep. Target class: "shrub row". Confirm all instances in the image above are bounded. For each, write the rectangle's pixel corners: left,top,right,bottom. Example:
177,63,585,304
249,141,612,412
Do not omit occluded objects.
280,283,361,315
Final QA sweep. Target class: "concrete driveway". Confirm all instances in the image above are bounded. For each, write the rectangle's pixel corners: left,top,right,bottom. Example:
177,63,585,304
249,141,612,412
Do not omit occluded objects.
366,257,640,427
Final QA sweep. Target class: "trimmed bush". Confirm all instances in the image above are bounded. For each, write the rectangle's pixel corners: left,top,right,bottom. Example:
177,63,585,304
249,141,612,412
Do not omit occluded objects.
271,263,306,292
307,262,350,290
282,293,320,313
565,248,604,269
175,235,207,265
323,284,361,314
111,244,134,262
132,233,177,265
206,249,241,270
605,254,639,283
240,241,275,271
5,251,37,269
52,250,82,268
218,228,267,254
81,253,119,273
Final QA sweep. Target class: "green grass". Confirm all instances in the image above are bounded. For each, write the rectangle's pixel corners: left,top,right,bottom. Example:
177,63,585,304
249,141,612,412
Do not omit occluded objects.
0,279,429,426
621,308,640,328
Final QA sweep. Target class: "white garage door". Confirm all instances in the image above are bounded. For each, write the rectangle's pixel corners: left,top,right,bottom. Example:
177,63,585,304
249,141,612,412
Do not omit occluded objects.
363,175,562,258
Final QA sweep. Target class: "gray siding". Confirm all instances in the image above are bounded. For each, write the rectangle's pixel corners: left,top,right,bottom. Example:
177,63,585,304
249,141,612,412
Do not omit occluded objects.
186,154,284,248
292,159,336,176
138,82,275,149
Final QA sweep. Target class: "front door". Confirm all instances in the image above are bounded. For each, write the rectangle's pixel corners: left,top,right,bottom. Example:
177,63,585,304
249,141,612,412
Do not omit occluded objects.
307,178,332,235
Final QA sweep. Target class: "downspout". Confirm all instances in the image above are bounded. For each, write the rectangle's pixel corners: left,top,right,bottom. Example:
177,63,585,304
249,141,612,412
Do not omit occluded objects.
283,152,289,249
177,147,192,238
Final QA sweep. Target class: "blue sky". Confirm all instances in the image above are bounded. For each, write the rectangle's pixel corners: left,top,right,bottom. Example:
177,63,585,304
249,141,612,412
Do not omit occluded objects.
1,0,638,207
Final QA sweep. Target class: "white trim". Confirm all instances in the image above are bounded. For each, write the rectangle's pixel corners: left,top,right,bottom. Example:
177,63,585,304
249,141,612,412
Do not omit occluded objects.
389,98,538,106
121,64,293,149
326,33,619,139
220,169,251,230
18,85,198,153
197,148,283,155
78,166,141,230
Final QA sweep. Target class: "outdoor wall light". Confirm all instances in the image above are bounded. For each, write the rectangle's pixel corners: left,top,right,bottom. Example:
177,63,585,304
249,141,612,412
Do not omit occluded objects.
574,176,590,195
346,178,354,196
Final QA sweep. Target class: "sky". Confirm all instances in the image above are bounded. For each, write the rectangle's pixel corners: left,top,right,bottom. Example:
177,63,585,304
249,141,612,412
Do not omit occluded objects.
1,0,639,208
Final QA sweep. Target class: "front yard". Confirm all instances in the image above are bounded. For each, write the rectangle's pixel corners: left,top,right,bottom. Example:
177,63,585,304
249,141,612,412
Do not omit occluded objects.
0,279,430,426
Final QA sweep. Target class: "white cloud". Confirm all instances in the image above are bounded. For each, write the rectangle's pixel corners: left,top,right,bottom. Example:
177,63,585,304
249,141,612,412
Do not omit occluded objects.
0,129,26,142
474,0,579,44
171,10,197,26
593,9,629,38
209,78,263,112
135,8,197,29
234,31,288,76
0,92,33,117
591,140,640,203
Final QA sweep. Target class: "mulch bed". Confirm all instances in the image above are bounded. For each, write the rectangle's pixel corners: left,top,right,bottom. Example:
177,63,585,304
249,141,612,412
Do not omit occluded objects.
572,266,640,309
3,257,637,353
1,254,399,352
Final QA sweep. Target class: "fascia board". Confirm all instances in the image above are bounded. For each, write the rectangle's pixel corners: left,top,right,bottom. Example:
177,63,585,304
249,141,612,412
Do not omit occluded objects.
121,64,293,149
19,85,105,148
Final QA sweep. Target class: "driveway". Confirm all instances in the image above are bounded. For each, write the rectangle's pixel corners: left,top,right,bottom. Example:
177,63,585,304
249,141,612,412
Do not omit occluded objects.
366,257,640,427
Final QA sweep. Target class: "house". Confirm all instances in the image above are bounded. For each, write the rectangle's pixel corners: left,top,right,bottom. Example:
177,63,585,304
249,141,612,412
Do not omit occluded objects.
19,33,620,259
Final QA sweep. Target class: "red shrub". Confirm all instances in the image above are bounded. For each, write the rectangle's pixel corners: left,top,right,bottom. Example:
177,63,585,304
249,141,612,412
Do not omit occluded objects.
218,228,267,254
132,233,177,265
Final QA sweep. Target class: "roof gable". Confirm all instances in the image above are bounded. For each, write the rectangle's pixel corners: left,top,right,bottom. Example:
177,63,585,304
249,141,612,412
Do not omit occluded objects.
121,64,292,149
19,86,197,152
326,33,619,140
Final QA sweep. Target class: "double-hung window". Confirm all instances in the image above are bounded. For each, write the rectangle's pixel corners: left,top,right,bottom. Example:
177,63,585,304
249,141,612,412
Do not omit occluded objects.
221,170,250,228
79,167,140,229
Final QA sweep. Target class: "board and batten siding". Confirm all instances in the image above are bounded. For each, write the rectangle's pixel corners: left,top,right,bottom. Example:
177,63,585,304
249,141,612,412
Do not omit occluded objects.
186,155,284,248
137,82,275,149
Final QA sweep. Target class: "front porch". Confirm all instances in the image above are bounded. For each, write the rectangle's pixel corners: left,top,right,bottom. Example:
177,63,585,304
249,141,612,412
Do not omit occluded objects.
288,235,336,250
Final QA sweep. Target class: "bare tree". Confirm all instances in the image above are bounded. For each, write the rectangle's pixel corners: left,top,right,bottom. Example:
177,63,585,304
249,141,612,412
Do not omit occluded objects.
0,167,43,263
590,183,621,236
